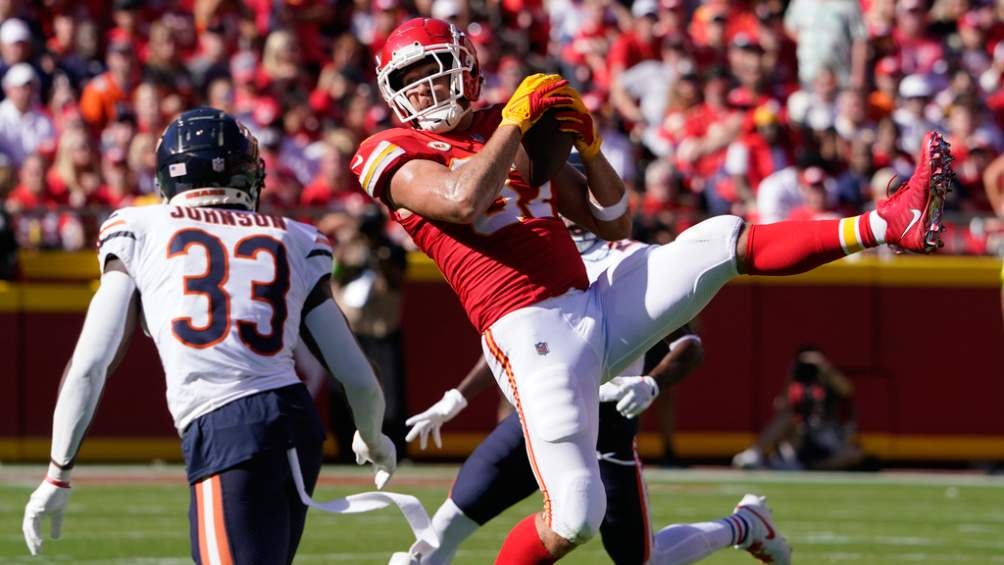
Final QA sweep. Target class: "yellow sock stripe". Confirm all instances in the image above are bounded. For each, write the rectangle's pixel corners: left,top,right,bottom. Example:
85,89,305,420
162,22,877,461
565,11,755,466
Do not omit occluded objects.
840,217,865,255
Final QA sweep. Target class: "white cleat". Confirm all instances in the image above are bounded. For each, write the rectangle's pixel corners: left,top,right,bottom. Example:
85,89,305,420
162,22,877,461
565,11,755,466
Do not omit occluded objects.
388,551,421,564
734,494,792,564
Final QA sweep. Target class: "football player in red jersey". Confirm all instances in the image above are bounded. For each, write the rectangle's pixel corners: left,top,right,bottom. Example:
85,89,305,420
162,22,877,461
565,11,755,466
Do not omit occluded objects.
354,17,952,564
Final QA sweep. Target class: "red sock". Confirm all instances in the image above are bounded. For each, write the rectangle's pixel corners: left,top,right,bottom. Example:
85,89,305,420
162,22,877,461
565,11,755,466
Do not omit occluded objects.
745,216,877,276
495,514,556,565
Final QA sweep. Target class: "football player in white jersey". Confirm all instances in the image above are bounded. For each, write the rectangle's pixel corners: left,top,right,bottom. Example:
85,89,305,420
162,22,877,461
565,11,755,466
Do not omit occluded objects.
22,108,396,564
395,224,790,565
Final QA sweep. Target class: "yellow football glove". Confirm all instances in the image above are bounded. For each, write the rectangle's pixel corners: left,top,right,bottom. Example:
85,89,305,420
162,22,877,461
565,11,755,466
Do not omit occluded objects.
549,84,602,159
500,74,573,133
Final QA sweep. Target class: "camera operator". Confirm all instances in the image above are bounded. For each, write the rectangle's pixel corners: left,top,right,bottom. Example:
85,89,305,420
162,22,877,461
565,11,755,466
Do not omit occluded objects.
733,345,865,470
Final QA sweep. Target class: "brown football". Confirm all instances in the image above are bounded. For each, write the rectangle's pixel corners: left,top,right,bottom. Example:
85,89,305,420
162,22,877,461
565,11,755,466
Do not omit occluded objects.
513,109,575,187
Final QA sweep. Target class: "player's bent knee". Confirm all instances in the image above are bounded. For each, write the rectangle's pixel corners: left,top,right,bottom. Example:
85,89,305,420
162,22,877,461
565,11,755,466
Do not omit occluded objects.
550,470,606,545
520,364,587,442
675,214,744,245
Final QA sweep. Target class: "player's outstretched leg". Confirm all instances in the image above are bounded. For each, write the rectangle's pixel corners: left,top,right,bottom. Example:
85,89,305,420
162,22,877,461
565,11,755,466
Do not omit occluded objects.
740,130,952,275
394,413,539,564
648,493,790,565
733,494,792,565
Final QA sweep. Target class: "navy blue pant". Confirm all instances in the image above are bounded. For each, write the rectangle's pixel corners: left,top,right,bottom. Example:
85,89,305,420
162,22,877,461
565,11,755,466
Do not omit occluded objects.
451,403,649,564
183,384,325,565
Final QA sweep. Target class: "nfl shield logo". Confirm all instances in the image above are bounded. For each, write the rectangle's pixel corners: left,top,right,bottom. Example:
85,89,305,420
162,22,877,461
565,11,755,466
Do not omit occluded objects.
535,342,549,356
212,157,225,172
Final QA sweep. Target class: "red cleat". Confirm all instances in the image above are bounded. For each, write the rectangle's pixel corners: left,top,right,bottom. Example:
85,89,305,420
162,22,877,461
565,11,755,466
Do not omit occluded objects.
877,131,953,253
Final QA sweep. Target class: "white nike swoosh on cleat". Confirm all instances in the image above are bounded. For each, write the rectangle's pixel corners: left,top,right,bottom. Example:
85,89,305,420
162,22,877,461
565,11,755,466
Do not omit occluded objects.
901,209,922,239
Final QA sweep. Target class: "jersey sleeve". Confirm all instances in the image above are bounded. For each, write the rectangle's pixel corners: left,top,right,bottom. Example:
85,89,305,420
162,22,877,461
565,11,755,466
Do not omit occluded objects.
351,130,444,204
304,230,334,285
287,220,334,291
96,209,140,274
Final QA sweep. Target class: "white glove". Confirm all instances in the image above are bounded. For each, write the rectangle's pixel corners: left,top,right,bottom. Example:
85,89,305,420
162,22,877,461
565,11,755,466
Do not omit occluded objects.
352,431,397,489
598,376,660,419
404,388,468,450
23,478,72,555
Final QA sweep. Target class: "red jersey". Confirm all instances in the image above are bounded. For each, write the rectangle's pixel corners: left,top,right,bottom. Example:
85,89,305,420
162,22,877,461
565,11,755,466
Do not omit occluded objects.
351,106,588,332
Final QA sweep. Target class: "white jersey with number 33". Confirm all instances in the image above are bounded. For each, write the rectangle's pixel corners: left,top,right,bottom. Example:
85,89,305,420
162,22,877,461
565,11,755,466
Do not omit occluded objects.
97,204,333,433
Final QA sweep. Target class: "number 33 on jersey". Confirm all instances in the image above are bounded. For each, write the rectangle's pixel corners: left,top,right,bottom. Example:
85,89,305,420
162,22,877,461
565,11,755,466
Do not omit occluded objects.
96,204,333,431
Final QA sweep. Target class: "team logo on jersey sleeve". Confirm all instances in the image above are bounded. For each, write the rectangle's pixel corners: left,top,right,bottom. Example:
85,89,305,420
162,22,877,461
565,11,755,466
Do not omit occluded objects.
427,141,452,151
535,342,549,356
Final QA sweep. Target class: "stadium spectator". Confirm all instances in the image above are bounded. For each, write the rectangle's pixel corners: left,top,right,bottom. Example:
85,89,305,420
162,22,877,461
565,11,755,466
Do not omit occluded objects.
834,88,876,142
687,1,729,70
204,76,235,117
722,100,795,217
300,137,366,209
47,126,100,208
142,18,194,105
611,35,691,156
754,0,798,88
893,0,945,76
835,134,878,213
633,157,700,244
79,30,138,131
757,157,838,224
606,0,663,89
185,23,231,93
0,18,36,73
126,132,157,195
260,29,304,98
91,148,135,209
893,73,940,155
5,154,58,213
784,0,868,88
733,345,864,471
228,50,260,120
674,66,741,205
132,81,165,135
788,65,841,130
0,63,55,167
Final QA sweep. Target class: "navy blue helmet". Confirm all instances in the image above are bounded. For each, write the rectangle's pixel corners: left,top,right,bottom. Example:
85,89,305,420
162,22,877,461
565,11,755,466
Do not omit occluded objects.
155,108,265,211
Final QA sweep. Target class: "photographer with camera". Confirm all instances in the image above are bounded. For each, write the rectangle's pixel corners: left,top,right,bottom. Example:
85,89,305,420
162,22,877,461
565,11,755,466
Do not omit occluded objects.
733,344,865,471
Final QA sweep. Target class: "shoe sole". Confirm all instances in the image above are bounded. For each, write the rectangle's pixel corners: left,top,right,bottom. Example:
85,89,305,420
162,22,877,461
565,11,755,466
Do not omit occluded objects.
922,133,953,252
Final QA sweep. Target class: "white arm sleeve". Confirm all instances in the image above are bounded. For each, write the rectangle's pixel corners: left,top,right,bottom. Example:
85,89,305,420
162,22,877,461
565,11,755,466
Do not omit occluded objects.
50,270,136,470
302,299,385,443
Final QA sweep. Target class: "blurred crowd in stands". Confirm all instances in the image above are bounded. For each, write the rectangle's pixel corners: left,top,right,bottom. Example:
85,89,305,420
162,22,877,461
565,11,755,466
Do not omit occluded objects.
2,0,1004,268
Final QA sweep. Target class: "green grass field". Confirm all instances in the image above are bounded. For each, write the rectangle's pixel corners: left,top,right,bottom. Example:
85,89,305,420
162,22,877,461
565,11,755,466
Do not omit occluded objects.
1,464,1002,564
